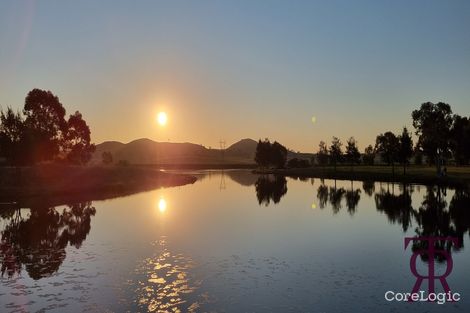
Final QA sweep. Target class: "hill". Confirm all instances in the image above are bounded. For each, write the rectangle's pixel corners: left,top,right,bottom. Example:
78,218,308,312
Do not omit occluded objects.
91,138,257,165
91,138,314,166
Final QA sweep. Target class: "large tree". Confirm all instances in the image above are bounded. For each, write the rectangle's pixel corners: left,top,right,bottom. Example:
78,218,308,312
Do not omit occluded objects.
375,131,399,175
254,139,287,169
64,111,96,165
450,115,470,165
0,108,24,164
23,89,67,163
270,141,288,168
329,137,342,170
255,139,271,168
412,102,453,172
345,137,361,170
0,89,94,165
398,127,413,175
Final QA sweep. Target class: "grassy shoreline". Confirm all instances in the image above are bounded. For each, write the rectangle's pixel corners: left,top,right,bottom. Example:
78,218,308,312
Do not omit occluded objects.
254,165,470,187
0,165,197,206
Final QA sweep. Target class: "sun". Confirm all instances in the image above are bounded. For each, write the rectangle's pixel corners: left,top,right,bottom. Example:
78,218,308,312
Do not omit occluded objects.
157,112,167,126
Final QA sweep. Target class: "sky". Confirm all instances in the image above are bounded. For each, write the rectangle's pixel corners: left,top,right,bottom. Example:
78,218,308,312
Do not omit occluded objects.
0,0,469,152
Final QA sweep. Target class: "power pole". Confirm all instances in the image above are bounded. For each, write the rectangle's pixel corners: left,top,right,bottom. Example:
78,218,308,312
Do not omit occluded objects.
219,139,226,163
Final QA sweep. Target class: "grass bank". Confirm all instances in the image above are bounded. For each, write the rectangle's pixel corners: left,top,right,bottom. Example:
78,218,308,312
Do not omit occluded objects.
0,165,197,206
254,165,470,187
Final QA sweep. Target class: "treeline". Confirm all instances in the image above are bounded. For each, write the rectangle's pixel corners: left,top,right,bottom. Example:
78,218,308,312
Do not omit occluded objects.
315,127,413,175
255,102,470,174
0,89,95,165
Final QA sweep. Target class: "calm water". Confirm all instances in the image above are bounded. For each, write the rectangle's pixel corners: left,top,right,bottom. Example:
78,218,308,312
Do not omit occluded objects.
1,170,469,312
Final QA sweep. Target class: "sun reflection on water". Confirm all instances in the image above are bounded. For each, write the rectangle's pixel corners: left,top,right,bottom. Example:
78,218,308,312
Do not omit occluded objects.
157,197,167,213
134,238,208,312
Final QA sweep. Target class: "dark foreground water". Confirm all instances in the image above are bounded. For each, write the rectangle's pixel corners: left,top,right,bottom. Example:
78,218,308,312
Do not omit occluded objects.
1,170,469,312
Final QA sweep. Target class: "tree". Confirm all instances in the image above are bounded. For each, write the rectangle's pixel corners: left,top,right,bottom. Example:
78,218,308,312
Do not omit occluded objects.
254,139,287,169
414,146,423,165
412,102,453,173
363,145,375,165
345,137,361,170
329,137,342,170
0,89,95,165
0,108,24,164
317,141,329,165
375,131,399,175
270,141,287,168
102,151,113,165
450,115,470,165
287,158,310,168
64,111,96,165
398,127,413,175
23,89,67,163
255,139,271,168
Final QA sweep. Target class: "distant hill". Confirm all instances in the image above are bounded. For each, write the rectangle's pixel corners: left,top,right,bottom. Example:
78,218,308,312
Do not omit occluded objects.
92,138,257,165
91,137,313,166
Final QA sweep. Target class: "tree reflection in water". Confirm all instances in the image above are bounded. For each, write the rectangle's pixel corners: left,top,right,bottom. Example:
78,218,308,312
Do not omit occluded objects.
311,179,470,261
374,183,414,232
411,186,470,263
345,181,361,215
328,183,346,214
255,175,288,206
0,202,96,280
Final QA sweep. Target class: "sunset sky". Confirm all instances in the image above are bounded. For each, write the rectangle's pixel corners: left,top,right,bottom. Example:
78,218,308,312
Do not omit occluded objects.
1,0,469,152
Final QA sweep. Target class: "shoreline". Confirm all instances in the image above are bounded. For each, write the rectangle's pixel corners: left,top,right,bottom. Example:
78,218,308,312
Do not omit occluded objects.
253,166,470,187
0,165,197,207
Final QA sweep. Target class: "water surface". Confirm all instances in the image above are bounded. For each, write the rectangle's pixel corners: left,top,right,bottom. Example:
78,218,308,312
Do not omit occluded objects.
1,170,469,312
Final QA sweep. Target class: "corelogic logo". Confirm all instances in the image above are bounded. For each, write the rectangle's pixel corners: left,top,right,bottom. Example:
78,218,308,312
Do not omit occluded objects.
385,236,461,304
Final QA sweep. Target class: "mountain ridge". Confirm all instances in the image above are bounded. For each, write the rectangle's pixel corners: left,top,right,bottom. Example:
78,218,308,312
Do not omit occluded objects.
91,138,312,165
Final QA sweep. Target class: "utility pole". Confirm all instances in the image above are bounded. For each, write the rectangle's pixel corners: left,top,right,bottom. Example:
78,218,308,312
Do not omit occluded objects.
219,139,226,163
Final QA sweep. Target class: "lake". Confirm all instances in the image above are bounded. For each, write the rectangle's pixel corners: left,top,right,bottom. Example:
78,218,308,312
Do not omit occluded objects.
1,170,469,312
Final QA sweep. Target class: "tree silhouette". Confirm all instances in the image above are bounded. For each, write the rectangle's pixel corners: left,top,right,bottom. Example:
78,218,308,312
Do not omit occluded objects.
450,114,470,165
23,89,67,163
271,141,287,168
287,158,310,168
363,145,375,165
255,139,271,168
412,102,453,173
329,137,342,171
345,137,361,170
375,131,399,175
316,141,329,165
64,111,96,164
0,108,24,164
0,89,95,165
398,127,413,175
254,139,287,169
